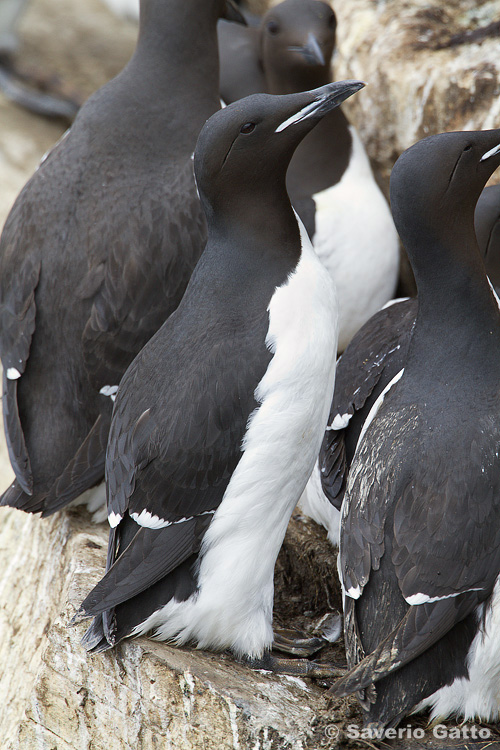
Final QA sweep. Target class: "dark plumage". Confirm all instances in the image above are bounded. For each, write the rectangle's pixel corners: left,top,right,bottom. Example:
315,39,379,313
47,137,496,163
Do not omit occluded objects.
328,129,500,727
76,80,364,659
316,181,500,520
320,297,416,513
475,182,500,285
218,0,399,350
219,0,337,106
0,0,245,515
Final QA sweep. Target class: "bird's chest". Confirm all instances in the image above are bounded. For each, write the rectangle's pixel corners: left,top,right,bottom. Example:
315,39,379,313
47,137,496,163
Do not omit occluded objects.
256,242,338,449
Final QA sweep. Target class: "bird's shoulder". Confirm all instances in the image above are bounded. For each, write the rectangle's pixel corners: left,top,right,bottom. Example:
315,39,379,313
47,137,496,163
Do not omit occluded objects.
320,298,417,508
105,301,274,524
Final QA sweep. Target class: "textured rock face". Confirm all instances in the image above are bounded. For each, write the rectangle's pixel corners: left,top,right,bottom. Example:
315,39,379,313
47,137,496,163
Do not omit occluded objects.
0,506,342,750
331,0,500,187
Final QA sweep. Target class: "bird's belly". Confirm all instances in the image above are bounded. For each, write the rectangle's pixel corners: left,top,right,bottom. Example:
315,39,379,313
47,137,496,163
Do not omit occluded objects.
312,175,399,352
299,461,341,546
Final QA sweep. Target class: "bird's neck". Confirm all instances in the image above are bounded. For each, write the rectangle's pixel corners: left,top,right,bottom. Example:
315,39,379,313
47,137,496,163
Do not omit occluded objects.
286,107,352,199
128,1,221,113
265,65,332,96
406,223,500,367
205,186,302,268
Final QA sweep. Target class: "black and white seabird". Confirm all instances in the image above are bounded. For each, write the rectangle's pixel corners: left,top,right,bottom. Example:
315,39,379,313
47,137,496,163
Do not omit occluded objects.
218,0,399,350
301,180,500,545
218,0,338,110
327,128,500,727
75,80,364,665
0,0,246,516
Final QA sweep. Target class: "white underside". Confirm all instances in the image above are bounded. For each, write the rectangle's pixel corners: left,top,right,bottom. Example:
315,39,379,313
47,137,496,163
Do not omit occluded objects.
73,482,107,524
130,216,339,658
414,575,500,722
311,126,399,352
298,460,340,547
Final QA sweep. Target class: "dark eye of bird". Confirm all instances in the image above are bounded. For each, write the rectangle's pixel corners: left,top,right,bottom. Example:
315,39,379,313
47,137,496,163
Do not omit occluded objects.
240,122,255,135
464,145,472,152
328,13,336,28
267,20,279,34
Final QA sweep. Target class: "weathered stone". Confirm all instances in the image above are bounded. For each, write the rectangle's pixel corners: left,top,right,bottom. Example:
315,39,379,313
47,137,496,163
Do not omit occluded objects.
0,504,344,750
329,0,500,189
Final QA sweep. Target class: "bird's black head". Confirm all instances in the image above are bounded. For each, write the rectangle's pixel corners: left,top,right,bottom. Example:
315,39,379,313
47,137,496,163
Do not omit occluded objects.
390,129,500,253
194,80,364,218
260,0,337,94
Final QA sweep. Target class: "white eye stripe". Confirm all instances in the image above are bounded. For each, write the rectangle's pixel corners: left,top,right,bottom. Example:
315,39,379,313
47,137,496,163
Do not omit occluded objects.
480,143,500,162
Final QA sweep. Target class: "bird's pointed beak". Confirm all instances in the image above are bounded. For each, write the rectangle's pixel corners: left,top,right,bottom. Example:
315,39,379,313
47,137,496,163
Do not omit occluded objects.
275,79,365,133
223,0,248,25
288,33,326,66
